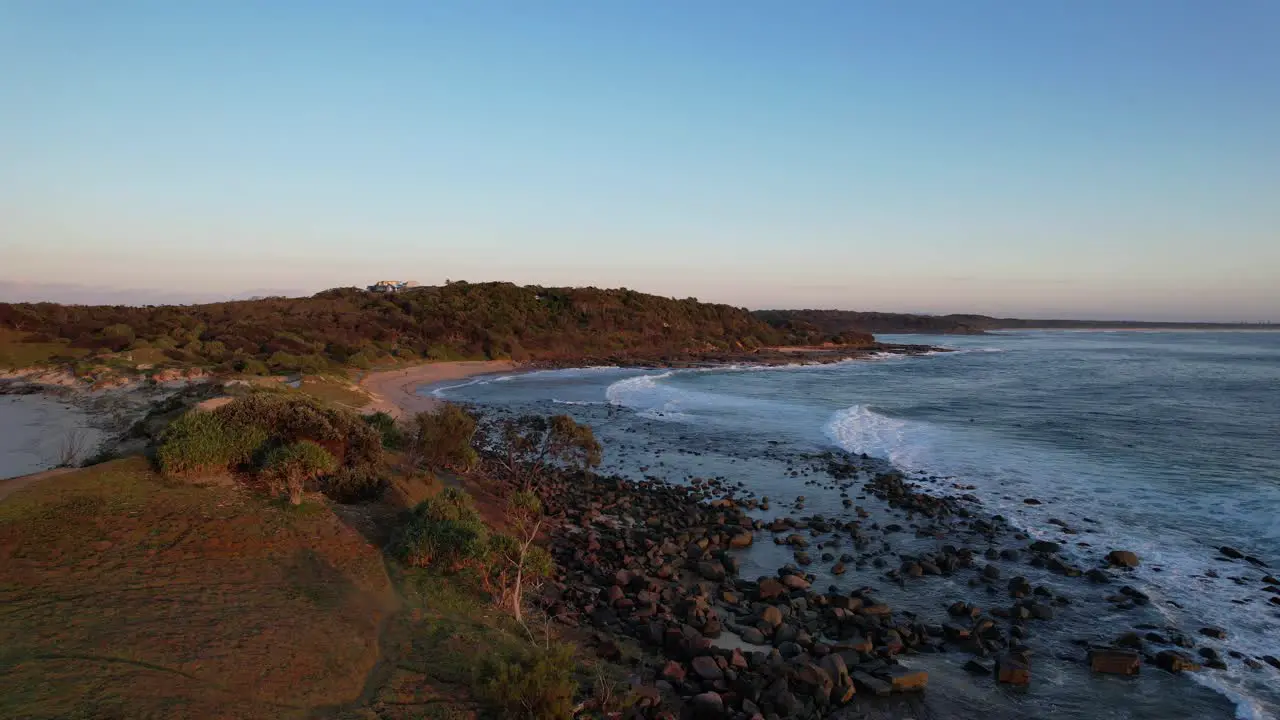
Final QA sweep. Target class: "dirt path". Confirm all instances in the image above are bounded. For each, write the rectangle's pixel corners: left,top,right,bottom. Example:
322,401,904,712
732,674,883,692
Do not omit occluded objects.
359,361,516,419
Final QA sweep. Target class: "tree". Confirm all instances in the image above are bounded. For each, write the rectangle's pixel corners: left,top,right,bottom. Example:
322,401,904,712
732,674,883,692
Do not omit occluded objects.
486,491,553,625
489,414,601,491
262,440,337,505
410,403,479,471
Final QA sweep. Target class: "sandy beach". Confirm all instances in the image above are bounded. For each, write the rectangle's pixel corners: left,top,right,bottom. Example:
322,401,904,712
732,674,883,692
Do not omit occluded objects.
359,360,516,419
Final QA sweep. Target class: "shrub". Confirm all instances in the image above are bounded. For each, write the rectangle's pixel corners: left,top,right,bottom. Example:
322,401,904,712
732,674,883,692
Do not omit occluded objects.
262,440,337,505
156,410,268,476
390,488,490,569
324,464,388,503
156,392,382,483
411,404,478,471
478,642,577,720
363,411,404,449
215,391,382,468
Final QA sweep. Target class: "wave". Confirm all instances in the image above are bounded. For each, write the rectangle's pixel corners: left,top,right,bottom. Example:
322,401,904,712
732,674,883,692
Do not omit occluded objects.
822,403,1278,719
551,399,604,406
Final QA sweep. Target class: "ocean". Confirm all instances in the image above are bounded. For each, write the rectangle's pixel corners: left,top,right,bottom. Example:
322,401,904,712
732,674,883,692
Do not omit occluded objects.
429,330,1280,719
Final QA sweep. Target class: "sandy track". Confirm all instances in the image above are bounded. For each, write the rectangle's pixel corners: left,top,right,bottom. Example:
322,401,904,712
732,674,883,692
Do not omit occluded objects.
358,360,516,419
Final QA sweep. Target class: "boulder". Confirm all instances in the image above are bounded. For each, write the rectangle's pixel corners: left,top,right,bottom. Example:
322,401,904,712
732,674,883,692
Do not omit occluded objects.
691,655,723,681
1088,648,1141,675
758,577,786,600
1106,550,1140,568
691,691,725,718
1030,540,1062,553
996,652,1031,685
697,561,726,581
729,532,753,549
852,670,891,696
780,574,810,591
886,666,928,692
1156,650,1201,673
760,605,784,628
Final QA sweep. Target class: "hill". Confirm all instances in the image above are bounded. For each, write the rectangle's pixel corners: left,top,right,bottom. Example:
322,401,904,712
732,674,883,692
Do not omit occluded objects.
754,309,1279,335
0,457,395,718
0,282,872,374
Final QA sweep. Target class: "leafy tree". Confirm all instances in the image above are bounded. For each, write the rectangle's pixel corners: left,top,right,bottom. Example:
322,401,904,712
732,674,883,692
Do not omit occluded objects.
262,440,337,505
489,414,601,491
410,403,479,471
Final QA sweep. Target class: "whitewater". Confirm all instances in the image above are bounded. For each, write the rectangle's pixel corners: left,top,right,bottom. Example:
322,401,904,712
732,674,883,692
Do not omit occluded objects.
428,330,1280,719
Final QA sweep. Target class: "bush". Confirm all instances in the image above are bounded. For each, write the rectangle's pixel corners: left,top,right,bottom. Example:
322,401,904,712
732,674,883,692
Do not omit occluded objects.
324,464,388,503
156,410,269,476
391,488,490,569
363,411,404,449
411,404,478,471
478,642,577,720
262,440,337,505
156,392,382,483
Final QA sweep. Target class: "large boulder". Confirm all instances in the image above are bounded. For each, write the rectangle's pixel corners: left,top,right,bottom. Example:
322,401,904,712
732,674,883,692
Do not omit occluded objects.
760,605,784,628
996,652,1031,685
1156,650,1202,673
757,577,786,600
1106,550,1141,568
691,655,723,681
1088,648,1141,675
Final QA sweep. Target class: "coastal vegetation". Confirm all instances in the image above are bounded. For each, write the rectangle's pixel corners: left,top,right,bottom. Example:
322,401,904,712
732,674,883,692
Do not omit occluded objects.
754,309,1280,335
0,282,878,375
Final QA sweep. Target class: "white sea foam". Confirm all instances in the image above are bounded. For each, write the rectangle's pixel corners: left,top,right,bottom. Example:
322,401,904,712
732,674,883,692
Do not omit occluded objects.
551,399,604,406
822,403,1279,719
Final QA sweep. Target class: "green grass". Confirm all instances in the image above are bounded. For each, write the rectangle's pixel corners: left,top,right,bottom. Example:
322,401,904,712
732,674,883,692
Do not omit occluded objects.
298,375,373,409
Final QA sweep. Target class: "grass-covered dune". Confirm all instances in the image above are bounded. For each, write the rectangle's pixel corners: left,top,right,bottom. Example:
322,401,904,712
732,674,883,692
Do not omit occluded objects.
0,457,396,719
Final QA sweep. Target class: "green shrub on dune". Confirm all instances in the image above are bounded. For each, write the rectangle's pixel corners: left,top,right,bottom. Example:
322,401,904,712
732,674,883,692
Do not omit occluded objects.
156,391,385,501
390,488,490,569
262,440,337,505
156,410,269,476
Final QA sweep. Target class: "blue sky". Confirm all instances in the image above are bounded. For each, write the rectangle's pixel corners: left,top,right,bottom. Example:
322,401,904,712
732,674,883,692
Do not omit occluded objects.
1,1,1277,320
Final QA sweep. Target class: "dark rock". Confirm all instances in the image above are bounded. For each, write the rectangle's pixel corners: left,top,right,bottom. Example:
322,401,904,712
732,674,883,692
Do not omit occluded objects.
691,691,725,718
1219,546,1244,560
996,652,1031,685
1107,550,1141,568
1199,627,1228,640
691,655,723,681
1030,540,1062,553
1156,650,1201,673
1089,648,1141,675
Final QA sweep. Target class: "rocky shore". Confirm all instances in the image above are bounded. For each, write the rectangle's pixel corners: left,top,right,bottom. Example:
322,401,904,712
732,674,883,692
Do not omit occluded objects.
519,343,943,372
524,448,1278,719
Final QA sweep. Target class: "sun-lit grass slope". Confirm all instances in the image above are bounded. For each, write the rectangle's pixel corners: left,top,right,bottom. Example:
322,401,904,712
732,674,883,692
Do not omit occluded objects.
0,457,395,719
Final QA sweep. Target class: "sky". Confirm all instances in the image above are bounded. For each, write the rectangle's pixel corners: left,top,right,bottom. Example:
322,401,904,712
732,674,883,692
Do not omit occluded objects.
1,1,1278,321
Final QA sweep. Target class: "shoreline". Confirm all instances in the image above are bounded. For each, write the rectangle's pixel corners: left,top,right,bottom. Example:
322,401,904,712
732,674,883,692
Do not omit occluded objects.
456,352,1278,719
358,360,518,419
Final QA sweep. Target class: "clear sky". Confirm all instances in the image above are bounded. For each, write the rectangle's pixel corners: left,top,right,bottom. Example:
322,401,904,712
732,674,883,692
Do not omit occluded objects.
2,1,1278,320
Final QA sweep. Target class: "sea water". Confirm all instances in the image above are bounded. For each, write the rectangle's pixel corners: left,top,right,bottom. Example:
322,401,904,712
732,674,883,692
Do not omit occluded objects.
428,331,1280,719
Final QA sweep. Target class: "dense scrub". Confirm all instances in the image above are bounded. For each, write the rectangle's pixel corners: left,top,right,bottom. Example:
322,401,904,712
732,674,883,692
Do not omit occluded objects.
156,392,386,501
754,309,1278,335
0,282,852,372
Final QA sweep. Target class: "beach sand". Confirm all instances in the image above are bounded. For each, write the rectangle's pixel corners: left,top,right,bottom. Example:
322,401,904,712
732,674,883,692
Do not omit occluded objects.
359,360,516,418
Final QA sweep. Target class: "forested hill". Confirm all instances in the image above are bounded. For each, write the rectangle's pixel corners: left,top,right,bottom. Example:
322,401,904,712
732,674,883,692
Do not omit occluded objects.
754,309,1279,335
0,282,872,374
